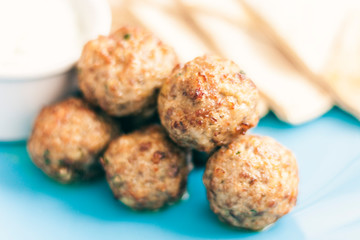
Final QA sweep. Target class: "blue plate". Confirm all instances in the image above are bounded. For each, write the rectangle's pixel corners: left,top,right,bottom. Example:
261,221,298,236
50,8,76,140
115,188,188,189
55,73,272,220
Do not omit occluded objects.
1,107,360,240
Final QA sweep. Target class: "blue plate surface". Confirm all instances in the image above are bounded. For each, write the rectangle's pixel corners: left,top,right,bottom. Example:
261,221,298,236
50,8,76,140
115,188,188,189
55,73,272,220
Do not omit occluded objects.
1,107,360,240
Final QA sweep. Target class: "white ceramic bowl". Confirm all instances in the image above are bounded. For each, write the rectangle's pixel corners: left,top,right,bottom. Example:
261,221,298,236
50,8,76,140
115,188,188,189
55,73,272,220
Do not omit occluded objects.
0,0,111,141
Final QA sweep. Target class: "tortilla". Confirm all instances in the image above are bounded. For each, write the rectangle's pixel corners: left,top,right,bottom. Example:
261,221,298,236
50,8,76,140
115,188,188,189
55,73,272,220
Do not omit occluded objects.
181,0,332,124
241,0,360,120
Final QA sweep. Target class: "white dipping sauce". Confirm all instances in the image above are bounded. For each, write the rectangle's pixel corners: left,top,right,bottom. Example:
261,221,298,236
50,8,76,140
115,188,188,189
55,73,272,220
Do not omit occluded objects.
0,0,82,77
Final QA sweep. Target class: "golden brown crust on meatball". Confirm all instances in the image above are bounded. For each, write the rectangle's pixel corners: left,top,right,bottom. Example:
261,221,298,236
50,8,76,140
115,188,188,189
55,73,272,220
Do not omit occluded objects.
158,55,259,153
27,98,118,183
101,125,188,210
78,26,178,117
203,135,298,231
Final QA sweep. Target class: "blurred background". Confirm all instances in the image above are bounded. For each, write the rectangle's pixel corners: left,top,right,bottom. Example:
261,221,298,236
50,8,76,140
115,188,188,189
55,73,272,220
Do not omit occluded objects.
108,0,360,125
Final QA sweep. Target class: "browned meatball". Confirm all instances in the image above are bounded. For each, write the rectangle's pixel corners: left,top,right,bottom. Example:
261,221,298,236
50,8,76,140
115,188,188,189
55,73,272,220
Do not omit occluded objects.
78,26,178,117
101,125,188,210
27,98,118,183
203,135,298,230
158,55,259,153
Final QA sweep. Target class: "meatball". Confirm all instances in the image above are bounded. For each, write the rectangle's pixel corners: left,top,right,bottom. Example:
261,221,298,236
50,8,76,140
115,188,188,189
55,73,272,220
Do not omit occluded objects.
27,98,118,183
158,55,259,152
203,135,298,230
101,125,188,210
78,26,178,117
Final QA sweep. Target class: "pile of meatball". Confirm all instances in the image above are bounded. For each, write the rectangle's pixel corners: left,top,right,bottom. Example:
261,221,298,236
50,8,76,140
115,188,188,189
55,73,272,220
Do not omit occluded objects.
27,26,299,231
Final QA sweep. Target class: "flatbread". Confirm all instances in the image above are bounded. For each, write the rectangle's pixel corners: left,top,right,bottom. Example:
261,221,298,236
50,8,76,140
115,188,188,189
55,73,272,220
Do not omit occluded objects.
182,0,332,124
129,0,209,62
128,0,270,117
241,0,360,120
322,14,360,120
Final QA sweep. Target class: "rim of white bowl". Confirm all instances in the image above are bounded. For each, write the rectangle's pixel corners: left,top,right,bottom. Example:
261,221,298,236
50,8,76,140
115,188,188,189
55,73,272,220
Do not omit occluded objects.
0,0,111,81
